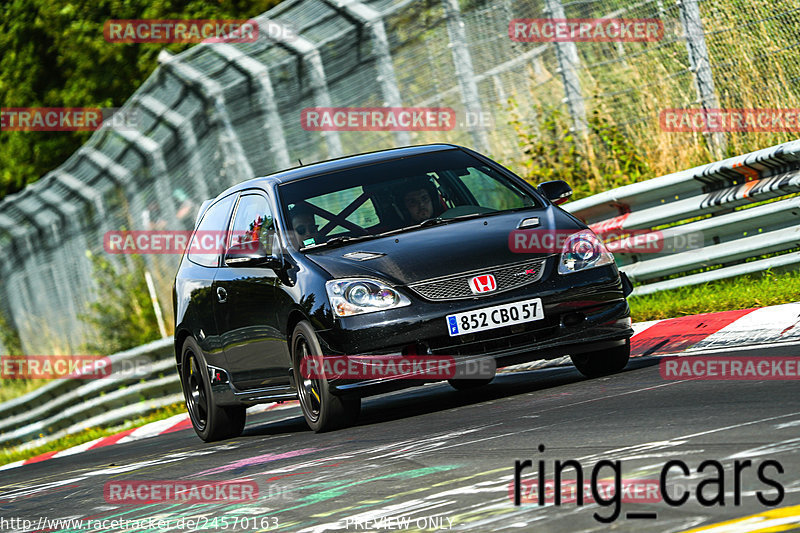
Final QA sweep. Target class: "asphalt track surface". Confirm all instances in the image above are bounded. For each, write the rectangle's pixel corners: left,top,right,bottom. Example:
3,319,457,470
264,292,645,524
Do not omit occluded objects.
2,348,799,533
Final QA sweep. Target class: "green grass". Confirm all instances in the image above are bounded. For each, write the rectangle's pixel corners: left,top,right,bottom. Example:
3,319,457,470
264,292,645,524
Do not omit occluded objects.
0,379,51,404
0,402,187,466
629,268,800,322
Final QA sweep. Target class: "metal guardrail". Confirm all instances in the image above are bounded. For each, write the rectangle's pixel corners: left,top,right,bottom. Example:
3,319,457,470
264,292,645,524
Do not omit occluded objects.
0,338,178,448
565,139,800,295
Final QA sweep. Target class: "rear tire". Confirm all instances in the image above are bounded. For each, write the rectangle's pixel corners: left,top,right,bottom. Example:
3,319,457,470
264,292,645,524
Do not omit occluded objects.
571,339,631,378
180,337,246,442
291,320,360,432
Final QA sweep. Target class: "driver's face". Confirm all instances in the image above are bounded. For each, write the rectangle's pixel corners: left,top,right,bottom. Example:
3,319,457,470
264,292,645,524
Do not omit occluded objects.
404,189,433,223
292,214,318,243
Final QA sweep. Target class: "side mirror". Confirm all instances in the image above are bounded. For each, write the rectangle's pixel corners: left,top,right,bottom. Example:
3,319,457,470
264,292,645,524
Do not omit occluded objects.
537,180,573,205
224,241,281,268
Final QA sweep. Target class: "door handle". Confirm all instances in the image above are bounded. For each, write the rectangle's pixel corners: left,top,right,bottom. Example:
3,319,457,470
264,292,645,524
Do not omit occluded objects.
216,286,228,303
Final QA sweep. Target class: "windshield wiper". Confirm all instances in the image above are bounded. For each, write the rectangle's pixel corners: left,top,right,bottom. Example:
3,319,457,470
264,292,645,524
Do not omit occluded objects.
371,213,497,239
301,234,376,251
419,212,491,226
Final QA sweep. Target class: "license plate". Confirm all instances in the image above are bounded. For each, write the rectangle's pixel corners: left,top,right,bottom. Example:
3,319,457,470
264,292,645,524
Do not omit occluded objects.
446,298,544,337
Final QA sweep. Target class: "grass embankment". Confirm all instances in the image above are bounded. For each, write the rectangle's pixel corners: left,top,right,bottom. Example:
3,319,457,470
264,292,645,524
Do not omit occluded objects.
628,269,800,322
0,402,186,466
0,379,50,404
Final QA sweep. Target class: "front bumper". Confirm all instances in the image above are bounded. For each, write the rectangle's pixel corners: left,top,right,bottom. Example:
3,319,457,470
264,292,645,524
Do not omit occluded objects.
316,261,633,396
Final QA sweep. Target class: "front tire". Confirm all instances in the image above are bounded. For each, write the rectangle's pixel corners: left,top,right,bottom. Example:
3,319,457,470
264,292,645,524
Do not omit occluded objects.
180,337,246,442
570,338,631,378
291,320,360,432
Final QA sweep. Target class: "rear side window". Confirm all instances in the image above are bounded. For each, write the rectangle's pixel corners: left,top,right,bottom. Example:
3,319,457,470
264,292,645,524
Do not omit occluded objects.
187,195,235,267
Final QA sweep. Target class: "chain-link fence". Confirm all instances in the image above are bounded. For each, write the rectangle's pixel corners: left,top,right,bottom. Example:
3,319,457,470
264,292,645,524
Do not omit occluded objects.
1,0,799,355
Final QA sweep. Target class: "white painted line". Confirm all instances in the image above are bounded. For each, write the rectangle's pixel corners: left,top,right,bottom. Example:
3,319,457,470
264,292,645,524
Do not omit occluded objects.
0,460,25,471
693,303,800,349
52,436,107,458
117,413,189,443
632,319,662,336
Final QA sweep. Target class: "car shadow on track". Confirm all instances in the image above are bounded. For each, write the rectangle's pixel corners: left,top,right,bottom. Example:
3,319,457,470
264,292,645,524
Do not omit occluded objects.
243,357,660,436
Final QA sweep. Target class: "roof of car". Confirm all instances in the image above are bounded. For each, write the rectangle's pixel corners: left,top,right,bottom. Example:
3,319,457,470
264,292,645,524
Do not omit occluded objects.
215,143,462,200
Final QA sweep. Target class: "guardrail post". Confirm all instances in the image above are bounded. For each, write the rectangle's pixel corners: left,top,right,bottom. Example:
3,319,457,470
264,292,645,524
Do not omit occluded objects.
441,0,490,152
543,0,588,135
678,0,726,158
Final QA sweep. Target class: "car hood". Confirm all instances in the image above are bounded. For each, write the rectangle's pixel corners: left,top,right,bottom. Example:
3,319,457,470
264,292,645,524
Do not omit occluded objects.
304,207,585,286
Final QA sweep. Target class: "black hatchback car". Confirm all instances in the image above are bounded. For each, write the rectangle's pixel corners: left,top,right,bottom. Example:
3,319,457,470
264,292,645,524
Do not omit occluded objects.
173,144,633,440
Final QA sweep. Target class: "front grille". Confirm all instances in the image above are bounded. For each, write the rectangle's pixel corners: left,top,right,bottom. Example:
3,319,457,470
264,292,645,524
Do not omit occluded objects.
409,257,548,301
429,322,559,356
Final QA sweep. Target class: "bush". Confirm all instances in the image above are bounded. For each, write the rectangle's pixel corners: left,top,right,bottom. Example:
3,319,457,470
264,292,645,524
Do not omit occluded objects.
510,105,652,199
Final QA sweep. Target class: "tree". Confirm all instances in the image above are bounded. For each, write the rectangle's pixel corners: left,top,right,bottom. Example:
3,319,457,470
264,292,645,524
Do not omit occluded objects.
0,0,281,200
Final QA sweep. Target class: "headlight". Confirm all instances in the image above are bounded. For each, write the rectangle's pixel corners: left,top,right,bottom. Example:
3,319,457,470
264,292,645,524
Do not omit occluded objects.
558,229,615,274
326,278,411,317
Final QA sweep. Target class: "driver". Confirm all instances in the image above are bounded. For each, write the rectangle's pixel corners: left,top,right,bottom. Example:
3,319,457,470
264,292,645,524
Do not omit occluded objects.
289,204,320,246
403,187,435,224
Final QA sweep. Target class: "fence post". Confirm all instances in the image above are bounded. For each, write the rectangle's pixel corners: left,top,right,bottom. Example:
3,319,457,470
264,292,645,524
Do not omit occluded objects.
543,0,587,135
441,0,490,152
677,0,726,157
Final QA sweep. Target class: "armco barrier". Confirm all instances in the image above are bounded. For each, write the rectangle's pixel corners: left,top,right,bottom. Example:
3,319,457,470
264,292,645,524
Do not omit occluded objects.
565,139,800,295
0,338,177,448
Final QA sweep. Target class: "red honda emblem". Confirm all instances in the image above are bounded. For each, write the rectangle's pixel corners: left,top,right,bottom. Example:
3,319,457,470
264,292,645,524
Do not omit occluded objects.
469,274,497,294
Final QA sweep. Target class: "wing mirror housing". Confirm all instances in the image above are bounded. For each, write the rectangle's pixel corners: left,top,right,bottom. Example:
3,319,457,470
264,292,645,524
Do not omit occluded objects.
224,242,282,269
537,180,573,205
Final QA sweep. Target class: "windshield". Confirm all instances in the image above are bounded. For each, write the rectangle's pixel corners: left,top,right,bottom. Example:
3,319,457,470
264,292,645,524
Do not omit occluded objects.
278,150,540,250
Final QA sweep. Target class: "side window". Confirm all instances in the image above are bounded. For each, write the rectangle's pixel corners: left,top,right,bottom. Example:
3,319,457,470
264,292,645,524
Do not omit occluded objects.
187,195,235,268
229,194,275,255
